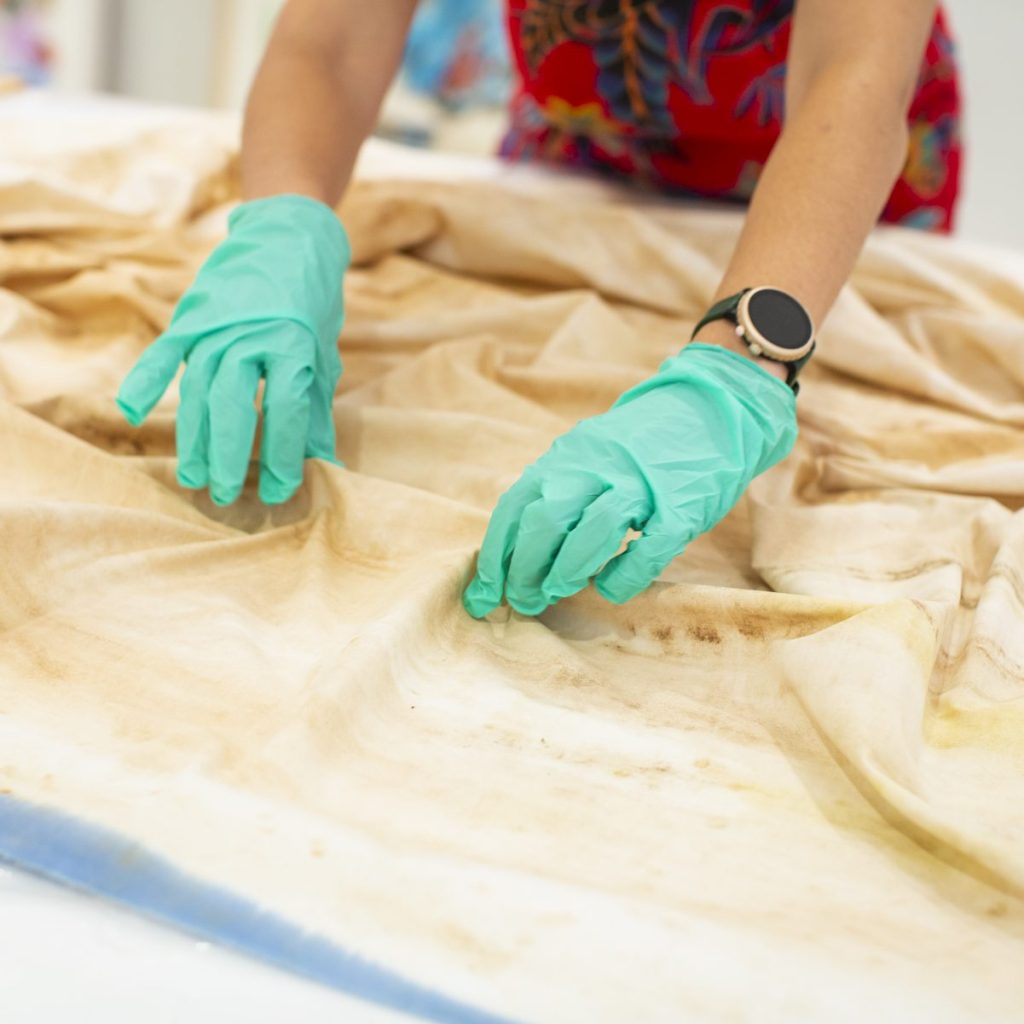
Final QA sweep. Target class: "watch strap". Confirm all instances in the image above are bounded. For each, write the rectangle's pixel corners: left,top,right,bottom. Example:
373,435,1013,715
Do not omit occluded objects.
783,339,815,397
690,291,746,339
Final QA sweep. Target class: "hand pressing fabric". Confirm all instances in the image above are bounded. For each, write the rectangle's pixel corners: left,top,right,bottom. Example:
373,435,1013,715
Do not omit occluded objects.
117,194,350,506
462,343,798,617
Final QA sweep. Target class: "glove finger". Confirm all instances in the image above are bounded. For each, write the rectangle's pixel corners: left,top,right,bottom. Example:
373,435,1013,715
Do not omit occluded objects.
206,339,264,506
462,476,539,619
306,370,342,464
505,484,602,615
542,489,633,603
308,333,343,461
595,509,690,605
259,342,315,505
176,335,232,491
116,332,188,426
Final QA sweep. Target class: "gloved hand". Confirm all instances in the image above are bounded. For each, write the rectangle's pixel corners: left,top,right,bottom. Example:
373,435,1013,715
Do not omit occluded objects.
116,194,350,506
462,343,798,617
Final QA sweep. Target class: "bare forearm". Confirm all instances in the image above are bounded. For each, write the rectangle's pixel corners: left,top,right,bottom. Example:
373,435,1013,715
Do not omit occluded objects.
693,67,909,375
241,0,418,204
242,50,361,203
717,66,908,325
693,0,939,379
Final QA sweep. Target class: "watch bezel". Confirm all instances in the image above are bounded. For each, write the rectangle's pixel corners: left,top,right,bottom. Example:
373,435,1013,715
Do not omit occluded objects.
735,286,815,363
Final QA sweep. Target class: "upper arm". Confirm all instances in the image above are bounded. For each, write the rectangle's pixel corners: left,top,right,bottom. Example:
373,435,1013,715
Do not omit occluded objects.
786,0,939,115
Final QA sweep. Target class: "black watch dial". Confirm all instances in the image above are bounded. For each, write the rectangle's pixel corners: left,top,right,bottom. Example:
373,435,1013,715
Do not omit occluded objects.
747,288,813,351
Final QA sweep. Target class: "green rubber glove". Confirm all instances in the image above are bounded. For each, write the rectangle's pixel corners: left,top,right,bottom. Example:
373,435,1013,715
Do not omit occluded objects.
116,194,351,506
462,343,798,617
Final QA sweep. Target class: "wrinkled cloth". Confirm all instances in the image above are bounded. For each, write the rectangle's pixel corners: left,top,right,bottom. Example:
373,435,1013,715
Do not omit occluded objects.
1,97,1024,1023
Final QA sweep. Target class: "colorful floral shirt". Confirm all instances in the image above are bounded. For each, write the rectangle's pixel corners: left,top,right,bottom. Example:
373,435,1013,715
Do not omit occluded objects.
501,1,961,232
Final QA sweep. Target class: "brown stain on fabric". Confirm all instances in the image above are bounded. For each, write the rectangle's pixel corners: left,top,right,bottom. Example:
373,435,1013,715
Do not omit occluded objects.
736,617,768,640
871,427,1024,469
687,624,722,645
73,415,148,455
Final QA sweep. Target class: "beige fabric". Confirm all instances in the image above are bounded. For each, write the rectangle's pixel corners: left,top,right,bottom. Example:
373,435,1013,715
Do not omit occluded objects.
1,98,1023,1021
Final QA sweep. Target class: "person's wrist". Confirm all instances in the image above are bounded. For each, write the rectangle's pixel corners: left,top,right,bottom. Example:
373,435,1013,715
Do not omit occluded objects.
691,316,789,382
231,193,345,239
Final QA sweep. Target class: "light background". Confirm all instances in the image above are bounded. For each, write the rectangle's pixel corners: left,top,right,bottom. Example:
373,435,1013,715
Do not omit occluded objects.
28,0,1024,249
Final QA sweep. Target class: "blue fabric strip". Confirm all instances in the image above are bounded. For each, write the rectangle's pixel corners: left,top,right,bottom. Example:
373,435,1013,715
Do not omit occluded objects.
0,795,517,1024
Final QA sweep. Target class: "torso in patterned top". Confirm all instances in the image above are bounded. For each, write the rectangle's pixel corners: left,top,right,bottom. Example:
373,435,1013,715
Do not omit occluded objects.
501,0,961,231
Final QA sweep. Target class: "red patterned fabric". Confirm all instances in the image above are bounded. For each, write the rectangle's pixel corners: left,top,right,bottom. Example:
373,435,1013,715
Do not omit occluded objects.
501,1,961,232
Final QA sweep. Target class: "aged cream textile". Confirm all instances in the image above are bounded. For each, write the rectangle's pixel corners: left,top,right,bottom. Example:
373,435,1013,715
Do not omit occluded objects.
1,97,1023,1021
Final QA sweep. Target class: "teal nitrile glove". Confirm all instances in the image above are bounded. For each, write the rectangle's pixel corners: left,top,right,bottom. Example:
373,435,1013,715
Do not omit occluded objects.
463,343,798,617
116,194,351,506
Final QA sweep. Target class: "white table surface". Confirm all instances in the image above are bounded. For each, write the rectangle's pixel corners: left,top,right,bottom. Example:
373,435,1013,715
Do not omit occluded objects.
0,863,417,1023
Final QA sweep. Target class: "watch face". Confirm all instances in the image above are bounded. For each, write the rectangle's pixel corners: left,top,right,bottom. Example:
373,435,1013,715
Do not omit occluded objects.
746,287,814,351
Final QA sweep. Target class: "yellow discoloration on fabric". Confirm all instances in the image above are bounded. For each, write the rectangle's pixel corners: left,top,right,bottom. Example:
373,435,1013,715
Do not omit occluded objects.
0,105,1023,1020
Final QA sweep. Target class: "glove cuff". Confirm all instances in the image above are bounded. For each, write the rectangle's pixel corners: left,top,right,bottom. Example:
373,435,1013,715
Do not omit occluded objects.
228,193,351,273
614,342,798,474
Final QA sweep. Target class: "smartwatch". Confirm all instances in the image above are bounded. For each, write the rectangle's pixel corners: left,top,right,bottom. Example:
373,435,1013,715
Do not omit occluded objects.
691,286,816,395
